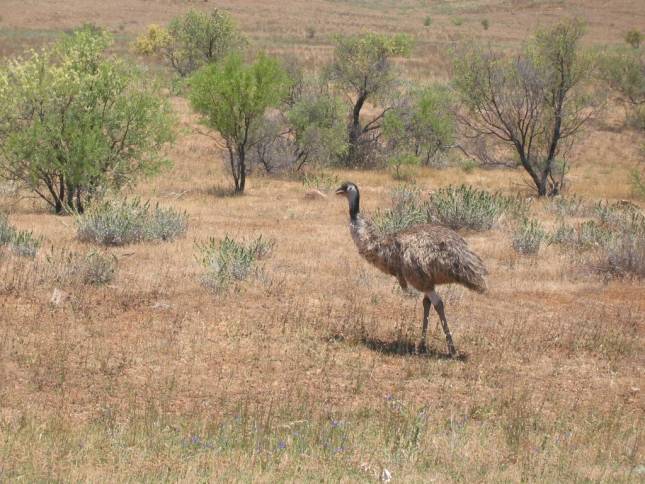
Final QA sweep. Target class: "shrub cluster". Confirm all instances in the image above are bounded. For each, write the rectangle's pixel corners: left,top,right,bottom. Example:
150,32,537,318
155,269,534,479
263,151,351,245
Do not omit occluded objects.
76,199,188,246
549,202,645,277
428,185,526,231
372,184,529,235
196,235,274,292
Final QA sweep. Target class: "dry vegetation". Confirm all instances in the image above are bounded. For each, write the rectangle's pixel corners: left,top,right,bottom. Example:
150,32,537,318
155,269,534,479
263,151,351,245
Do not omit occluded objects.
0,0,643,481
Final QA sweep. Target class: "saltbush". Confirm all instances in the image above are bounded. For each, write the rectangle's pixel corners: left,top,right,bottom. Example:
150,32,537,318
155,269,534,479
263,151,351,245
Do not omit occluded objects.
0,213,41,257
372,184,427,236
512,218,546,255
196,235,274,292
428,185,517,231
76,199,188,246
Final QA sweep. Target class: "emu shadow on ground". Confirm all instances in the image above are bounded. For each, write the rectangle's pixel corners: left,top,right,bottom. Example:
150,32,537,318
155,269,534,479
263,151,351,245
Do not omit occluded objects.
361,336,469,361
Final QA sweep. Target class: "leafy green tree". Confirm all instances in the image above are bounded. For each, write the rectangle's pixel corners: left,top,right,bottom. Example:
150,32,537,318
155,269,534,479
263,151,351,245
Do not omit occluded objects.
0,26,174,214
135,9,245,77
327,32,412,166
452,19,599,196
599,46,644,129
189,53,289,193
383,84,456,166
286,87,348,170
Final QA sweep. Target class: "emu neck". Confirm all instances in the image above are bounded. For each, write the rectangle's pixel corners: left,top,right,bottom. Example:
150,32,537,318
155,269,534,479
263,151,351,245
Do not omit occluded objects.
348,191,359,221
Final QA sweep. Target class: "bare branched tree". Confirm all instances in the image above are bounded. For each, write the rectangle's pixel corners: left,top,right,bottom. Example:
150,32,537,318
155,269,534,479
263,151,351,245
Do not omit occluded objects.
452,19,601,196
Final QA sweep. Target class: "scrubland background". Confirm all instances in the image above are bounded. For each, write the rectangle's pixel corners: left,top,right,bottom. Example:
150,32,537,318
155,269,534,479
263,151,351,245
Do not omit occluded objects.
0,1,643,481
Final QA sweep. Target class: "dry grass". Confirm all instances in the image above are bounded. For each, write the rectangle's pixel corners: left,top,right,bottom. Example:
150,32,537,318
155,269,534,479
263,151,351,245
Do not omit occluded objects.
0,1,644,481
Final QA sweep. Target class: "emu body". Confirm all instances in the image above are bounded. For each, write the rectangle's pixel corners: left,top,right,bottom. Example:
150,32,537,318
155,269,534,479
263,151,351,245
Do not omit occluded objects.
336,182,487,356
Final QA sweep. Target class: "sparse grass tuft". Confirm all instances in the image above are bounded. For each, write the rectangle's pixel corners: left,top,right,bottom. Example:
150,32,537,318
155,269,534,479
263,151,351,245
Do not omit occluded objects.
481,18,490,30
302,171,340,192
512,217,546,255
76,199,188,246
423,16,432,27
630,169,645,199
196,234,274,292
547,195,589,217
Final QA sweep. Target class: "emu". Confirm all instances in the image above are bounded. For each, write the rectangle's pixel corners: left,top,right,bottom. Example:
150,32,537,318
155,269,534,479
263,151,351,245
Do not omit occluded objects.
335,182,487,357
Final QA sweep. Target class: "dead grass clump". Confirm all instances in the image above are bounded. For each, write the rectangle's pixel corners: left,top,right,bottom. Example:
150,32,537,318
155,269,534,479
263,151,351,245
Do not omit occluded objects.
76,199,188,246
598,230,645,278
45,249,117,286
196,234,274,292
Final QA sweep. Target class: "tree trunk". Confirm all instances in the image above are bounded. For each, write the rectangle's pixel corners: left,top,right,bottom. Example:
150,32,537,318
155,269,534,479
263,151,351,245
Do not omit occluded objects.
237,144,246,193
346,91,367,166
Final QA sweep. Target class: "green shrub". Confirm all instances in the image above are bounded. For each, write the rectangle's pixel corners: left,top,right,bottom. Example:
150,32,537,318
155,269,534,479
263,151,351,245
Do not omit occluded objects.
428,185,508,231
0,213,12,245
452,17,464,26
460,158,478,173
512,218,546,255
387,153,419,180
548,195,589,217
423,16,432,27
9,230,41,258
135,9,245,77
196,235,274,292
549,221,577,246
481,19,490,30
76,199,188,246
630,169,645,199
0,26,175,214
0,213,41,257
372,184,427,236
625,29,642,49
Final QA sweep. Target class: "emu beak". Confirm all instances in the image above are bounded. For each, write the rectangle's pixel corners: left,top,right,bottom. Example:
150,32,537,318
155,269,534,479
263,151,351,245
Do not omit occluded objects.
335,187,346,195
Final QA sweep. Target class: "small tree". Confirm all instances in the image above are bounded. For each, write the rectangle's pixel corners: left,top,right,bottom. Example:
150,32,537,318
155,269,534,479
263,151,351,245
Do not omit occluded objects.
189,53,289,193
135,9,244,77
453,19,599,196
0,26,174,214
327,32,412,166
599,46,644,129
247,80,347,173
383,83,456,166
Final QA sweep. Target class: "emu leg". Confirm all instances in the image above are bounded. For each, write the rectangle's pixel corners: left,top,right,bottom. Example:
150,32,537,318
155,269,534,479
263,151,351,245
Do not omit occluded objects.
420,295,431,352
428,291,457,357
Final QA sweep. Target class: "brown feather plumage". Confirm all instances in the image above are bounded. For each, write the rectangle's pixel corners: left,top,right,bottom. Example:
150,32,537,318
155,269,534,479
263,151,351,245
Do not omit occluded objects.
337,181,487,357
348,216,487,294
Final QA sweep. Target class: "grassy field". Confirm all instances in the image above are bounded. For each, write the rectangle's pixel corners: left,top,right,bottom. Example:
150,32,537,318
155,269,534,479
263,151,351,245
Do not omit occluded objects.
0,0,643,481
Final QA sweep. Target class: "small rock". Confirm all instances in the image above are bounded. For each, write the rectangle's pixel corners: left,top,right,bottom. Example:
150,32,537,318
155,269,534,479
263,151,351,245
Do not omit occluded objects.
50,288,68,306
381,468,392,482
151,301,171,310
304,189,327,200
